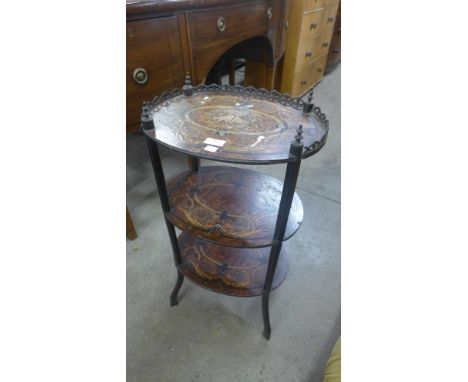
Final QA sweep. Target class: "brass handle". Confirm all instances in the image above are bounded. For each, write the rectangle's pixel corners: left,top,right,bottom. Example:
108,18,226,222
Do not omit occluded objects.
217,17,226,32
305,51,312,57
310,23,317,29
128,28,134,38
267,7,273,20
133,67,148,85
317,68,323,73
322,42,329,48
328,17,334,23
301,80,307,85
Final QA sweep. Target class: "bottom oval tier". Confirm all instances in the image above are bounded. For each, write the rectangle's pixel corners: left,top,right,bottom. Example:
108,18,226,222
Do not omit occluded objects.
178,232,288,297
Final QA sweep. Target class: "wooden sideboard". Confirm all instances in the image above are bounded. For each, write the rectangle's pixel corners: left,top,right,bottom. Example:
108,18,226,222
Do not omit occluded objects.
126,0,287,133
279,0,339,97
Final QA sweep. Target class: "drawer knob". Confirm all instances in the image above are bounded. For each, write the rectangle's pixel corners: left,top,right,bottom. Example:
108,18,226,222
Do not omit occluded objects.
267,7,273,20
301,80,307,85
328,17,334,23
310,23,317,29
128,28,134,38
217,17,226,32
317,68,323,73
133,67,148,85
305,51,312,57
322,42,329,48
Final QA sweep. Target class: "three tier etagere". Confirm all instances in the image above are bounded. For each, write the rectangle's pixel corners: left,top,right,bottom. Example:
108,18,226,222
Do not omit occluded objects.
141,74,329,339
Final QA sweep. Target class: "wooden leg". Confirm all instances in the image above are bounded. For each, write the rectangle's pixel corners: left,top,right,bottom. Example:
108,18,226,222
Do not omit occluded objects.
243,60,277,90
228,57,236,86
263,63,276,90
126,206,137,240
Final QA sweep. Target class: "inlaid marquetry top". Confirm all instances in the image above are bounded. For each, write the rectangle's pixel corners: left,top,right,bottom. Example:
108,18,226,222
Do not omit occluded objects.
166,166,303,247
142,85,329,164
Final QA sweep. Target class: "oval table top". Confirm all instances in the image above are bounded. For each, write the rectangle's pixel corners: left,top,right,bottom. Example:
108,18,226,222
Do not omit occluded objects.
143,85,329,164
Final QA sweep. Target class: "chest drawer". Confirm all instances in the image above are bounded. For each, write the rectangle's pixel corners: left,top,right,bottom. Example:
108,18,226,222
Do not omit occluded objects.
300,8,324,40
313,54,328,83
291,53,328,96
291,61,316,96
188,2,269,51
322,4,339,28
314,28,334,57
295,28,332,72
304,0,324,12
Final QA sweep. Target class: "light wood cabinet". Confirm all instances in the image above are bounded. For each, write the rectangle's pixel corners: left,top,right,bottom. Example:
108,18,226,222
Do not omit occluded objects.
279,0,339,97
326,1,341,73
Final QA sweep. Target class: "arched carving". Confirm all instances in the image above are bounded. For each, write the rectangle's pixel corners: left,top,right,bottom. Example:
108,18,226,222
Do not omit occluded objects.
197,36,275,85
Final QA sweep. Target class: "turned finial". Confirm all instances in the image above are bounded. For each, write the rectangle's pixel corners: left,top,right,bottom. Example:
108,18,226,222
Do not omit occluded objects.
294,124,304,143
183,73,193,96
140,101,154,130
289,124,305,157
141,101,150,115
303,89,314,113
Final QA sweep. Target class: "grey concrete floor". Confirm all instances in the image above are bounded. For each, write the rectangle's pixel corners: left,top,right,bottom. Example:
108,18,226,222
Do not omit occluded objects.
126,65,340,382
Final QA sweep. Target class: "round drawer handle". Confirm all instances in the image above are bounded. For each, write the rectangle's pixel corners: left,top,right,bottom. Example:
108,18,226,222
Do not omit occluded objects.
328,17,334,23
267,7,273,20
317,68,323,73
305,51,312,57
322,42,329,48
133,67,148,85
217,17,226,32
301,80,307,85
332,49,340,54
310,23,317,29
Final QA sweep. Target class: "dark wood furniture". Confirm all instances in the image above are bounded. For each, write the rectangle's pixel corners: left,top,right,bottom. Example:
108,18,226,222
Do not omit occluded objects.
126,0,287,133
325,0,340,73
141,75,329,339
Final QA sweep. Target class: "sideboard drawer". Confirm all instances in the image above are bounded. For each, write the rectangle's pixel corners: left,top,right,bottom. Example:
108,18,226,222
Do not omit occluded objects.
188,2,269,50
126,16,184,129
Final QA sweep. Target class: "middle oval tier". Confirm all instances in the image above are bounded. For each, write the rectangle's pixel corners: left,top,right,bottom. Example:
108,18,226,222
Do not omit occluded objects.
166,166,304,248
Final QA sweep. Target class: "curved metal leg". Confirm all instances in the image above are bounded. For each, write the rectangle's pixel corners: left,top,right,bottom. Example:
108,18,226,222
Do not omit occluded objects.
170,270,184,307
145,136,186,307
261,127,304,340
262,239,282,340
262,292,272,340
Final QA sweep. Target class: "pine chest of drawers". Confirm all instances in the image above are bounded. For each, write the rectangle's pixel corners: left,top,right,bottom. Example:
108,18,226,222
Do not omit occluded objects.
279,0,339,96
